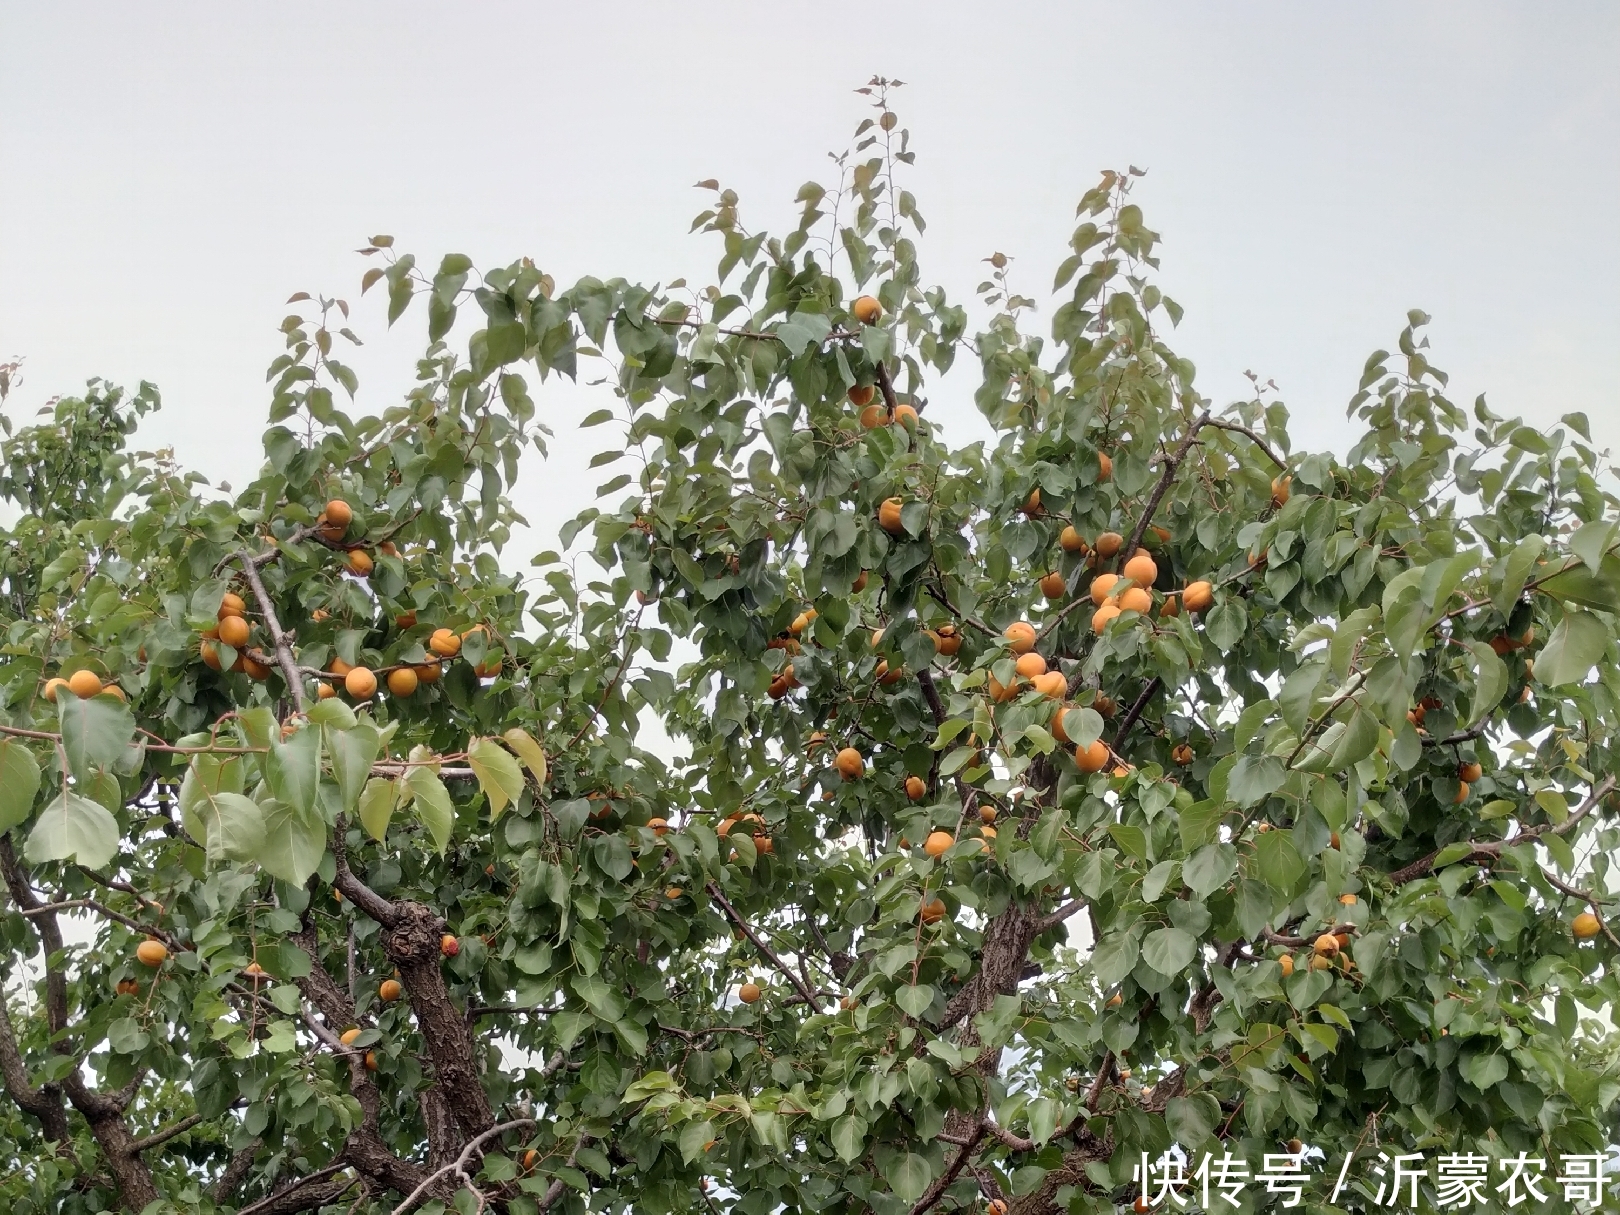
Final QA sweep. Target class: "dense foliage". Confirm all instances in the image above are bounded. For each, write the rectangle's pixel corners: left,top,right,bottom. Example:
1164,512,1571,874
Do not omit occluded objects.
3,83,1618,1215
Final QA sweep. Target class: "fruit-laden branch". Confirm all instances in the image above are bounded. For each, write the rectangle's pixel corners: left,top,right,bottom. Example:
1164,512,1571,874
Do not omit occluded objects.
704,881,822,1007
389,1117,535,1215
232,551,306,712
1539,868,1620,947
1202,417,1288,470
1388,775,1616,887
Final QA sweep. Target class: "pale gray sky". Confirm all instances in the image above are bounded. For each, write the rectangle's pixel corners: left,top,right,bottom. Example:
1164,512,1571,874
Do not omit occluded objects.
3,2,1616,554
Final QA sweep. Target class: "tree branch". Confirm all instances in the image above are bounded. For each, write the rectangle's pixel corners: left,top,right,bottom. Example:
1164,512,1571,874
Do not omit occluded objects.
705,881,821,1007
1122,408,1211,563
131,1111,208,1153
389,1117,535,1215
232,550,307,712
1202,416,1287,469
1388,775,1616,887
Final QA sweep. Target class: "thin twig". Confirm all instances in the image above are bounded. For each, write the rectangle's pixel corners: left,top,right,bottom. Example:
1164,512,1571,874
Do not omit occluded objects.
232,551,307,712
1202,417,1287,470
389,1117,535,1215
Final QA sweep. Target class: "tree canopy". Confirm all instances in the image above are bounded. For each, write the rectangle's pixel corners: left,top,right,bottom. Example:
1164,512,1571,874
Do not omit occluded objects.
3,81,1619,1215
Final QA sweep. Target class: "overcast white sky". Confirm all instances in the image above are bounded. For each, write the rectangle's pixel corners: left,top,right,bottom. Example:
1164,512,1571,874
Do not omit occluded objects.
2,3,1616,556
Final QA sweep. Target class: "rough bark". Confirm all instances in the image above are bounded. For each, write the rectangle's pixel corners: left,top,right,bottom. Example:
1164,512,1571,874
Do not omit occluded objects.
383,900,495,1140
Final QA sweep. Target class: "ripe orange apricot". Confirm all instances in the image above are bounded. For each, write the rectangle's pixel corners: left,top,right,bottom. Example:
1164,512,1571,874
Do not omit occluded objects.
1123,553,1158,587
345,667,378,700
218,614,250,649
386,667,419,697
347,549,374,577
1095,531,1123,558
905,776,927,801
1077,739,1110,773
241,656,271,681
1173,743,1194,765
919,897,947,924
835,747,865,780
1032,672,1067,698
980,805,998,824
379,979,403,1002
1092,604,1121,634
1059,526,1087,554
42,676,69,702
364,1050,379,1071
67,670,104,699
395,609,417,629
851,295,882,325
1004,622,1037,654
1039,571,1067,600
429,629,461,658
1051,703,1075,743
218,591,246,619
136,939,168,967
1278,954,1295,977
1015,652,1048,679
1182,581,1214,612
987,674,1018,703
1271,475,1292,507
848,384,876,408
894,403,919,428
1022,488,1045,518
931,624,961,656
1097,453,1113,482
859,403,889,429
340,1027,363,1046
316,681,337,700
1459,761,1483,783
1573,911,1601,939
923,830,954,858
1313,933,1340,957
1118,587,1151,615
200,641,223,671
739,982,762,1004
1159,592,1180,618
878,498,905,534
1090,573,1120,606
324,499,354,530
1453,780,1470,804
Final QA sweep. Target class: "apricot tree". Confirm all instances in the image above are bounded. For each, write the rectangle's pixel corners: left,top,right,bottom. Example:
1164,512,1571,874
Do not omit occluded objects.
3,82,1619,1215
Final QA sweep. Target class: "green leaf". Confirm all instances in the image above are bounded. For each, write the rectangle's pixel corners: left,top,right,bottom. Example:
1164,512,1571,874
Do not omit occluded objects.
1091,932,1139,987
56,693,135,784
267,727,320,816
501,727,549,787
1165,1094,1216,1149
896,984,935,1017
1536,612,1609,687
1254,829,1305,894
1184,843,1236,898
1228,755,1284,806
890,1154,932,1204
305,699,358,730
831,1115,867,1163
258,799,327,886
194,791,267,865
405,766,455,853
0,740,42,833
680,1119,717,1164
1142,926,1197,977
1460,640,1508,727
1461,1053,1509,1089
325,722,381,812
1205,598,1246,653
468,738,525,819
357,778,399,842
23,790,119,868
1493,536,1545,614
622,1070,676,1102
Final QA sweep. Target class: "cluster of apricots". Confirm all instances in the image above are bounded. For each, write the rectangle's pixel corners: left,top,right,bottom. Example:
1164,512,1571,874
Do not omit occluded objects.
42,668,126,703
178,501,506,703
